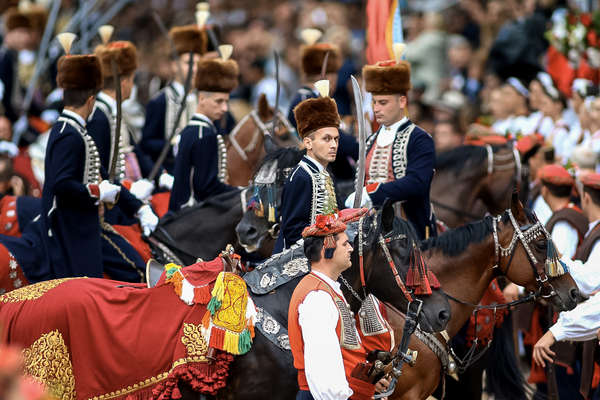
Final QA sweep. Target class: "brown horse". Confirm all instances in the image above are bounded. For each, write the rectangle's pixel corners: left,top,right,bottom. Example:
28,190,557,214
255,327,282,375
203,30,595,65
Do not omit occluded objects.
432,144,523,228
385,194,579,400
226,94,298,186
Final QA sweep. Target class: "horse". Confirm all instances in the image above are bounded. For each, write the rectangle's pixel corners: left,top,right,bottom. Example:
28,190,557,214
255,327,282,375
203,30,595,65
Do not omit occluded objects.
431,143,523,229
219,201,451,400
0,203,451,400
384,193,579,400
151,146,303,266
226,94,299,187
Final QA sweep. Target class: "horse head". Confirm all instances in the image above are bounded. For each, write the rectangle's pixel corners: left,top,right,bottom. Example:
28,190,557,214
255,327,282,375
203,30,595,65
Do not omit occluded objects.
235,147,304,257
492,191,579,311
227,94,298,186
341,201,451,334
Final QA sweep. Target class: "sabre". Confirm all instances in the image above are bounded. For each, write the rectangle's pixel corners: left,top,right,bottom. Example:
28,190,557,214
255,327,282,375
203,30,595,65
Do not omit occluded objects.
108,58,123,182
148,50,195,181
351,75,366,208
270,50,280,137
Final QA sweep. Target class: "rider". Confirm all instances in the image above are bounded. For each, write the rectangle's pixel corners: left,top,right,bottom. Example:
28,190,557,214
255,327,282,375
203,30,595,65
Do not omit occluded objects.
273,81,340,253
140,24,206,177
346,43,436,240
39,38,126,280
168,48,238,212
287,29,358,182
288,212,385,400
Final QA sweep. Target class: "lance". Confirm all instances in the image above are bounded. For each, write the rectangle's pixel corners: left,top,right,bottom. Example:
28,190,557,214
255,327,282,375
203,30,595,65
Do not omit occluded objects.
148,50,195,181
270,50,280,137
351,75,366,208
108,58,123,182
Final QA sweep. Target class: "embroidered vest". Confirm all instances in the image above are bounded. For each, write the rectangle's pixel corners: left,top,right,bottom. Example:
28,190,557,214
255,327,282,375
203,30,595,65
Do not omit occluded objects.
289,273,373,399
188,117,228,183
297,160,337,224
165,85,197,156
546,204,589,246
574,223,600,262
93,99,130,181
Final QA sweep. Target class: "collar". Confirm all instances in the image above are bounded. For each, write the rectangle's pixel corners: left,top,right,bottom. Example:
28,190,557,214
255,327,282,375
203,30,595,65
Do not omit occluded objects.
171,81,185,97
586,220,600,237
311,270,345,300
306,85,319,97
97,91,117,115
192,113,216,129
303,155,325,173
377,116,409,146
382,116,408,133
61,109,87,129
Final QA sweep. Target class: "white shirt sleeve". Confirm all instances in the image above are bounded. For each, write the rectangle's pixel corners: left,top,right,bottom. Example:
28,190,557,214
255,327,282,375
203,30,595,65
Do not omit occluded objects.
552,221,579,260
550,292,600,341
563,241,600,296
298,290,353,400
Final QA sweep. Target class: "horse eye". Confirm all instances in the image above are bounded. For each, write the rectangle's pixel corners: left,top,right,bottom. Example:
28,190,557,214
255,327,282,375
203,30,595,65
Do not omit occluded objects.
534,241,546,251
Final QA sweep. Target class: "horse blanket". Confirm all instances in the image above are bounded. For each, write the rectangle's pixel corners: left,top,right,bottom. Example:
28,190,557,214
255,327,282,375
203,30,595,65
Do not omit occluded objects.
0,257,236,400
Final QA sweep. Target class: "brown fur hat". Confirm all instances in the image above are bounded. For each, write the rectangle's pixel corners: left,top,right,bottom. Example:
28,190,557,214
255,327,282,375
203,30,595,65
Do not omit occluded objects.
0,1,19,15
195,58,238,92
94,41,138,78
56,55,103,91
301,43,341,76
169,25,208,55
363,60,411,95
23,5,47,35
4,7,31,31
294,97,340,138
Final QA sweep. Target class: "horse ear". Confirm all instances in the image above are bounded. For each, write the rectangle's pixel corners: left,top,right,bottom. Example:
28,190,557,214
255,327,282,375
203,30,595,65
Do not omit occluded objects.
382,199,395,233
257,93,271,121
510,188,525,221
264,134,281,154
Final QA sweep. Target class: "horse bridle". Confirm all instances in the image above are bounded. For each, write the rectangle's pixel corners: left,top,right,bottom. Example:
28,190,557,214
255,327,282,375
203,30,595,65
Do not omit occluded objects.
228,110,295,162
491,209,556,298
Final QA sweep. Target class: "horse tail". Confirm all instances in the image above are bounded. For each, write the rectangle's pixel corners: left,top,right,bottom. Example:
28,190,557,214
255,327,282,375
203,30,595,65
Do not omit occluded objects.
485,311,531,400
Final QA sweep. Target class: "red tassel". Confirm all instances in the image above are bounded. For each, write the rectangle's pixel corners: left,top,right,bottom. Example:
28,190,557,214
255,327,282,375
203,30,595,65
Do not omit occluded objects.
324,234,336,249
427,270,441,289
209,327,225,349
194,285,212,304
413,248,432,296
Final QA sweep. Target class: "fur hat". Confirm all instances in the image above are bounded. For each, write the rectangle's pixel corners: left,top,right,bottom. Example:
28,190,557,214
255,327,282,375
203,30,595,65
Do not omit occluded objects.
4,7,31,31
363,60,412,95
301,43,341,76
0,1,18,15
22,5,47,34
56,55,103,91
94,41,138,78
169,25,208,55
195,58,238,92
294,96,340,138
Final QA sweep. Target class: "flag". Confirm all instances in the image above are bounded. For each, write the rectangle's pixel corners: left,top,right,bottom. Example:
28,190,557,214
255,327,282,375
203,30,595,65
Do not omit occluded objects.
366,0,404,64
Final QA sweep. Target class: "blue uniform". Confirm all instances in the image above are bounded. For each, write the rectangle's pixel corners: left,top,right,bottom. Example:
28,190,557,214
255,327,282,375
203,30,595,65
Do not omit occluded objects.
87,92,146,225
364,119,436,240
287,86,358,181
0,48,18,122
273,156,337,253
168,113,235,212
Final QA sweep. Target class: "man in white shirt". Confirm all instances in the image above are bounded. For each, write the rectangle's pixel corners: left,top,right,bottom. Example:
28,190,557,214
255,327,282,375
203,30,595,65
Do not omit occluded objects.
288,211,387,400
532,172,600,367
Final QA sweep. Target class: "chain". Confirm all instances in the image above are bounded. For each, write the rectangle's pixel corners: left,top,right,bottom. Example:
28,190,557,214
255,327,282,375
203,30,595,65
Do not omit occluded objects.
339,274,365,303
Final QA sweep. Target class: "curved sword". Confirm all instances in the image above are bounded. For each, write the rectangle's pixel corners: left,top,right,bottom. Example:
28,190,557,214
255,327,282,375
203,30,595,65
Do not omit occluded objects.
351,75,366,208
271,50,280,137
108,58,122,182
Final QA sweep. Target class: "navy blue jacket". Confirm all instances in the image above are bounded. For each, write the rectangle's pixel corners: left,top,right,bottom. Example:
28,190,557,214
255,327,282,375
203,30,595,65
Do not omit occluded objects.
0,48,18,122
169,114,235,212
366,120,436,240
140,88,174,172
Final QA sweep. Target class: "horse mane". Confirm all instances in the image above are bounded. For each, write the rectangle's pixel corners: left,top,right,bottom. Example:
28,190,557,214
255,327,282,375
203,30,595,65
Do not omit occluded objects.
435,145,490,175
420,216,494,256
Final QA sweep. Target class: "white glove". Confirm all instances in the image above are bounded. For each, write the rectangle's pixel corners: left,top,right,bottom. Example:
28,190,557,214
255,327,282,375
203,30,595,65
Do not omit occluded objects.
159,172,174,190
136,204,159,236
344,187,371,209
129,179,155,201
99,180,121,203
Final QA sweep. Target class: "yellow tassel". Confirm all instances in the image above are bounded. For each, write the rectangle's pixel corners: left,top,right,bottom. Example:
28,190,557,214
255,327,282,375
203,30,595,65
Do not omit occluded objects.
223,330,240,355
268,206,275,223
211,272,226,303
201,310,211,329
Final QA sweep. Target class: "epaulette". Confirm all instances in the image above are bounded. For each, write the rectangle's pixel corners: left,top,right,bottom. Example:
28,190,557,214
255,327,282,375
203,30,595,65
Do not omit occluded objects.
188,119,212,139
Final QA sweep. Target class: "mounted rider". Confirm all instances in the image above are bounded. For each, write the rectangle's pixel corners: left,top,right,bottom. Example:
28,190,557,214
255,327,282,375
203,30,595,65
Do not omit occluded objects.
168,46,238,212
346,43,436,240
140,23,206,177
287,29,358,182
289,211,385,400
273,80,340,253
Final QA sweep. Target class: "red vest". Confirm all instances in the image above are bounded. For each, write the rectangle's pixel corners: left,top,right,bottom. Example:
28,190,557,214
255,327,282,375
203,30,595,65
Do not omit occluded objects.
288,273,375,400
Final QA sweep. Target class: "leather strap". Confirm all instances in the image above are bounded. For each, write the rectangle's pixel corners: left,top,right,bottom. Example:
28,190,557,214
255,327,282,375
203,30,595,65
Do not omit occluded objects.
580,340,596,399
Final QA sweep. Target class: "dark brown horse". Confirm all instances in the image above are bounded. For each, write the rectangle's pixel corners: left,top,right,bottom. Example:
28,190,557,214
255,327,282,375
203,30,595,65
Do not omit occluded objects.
432,144,523,228
385,195,579,400
226,94,299,187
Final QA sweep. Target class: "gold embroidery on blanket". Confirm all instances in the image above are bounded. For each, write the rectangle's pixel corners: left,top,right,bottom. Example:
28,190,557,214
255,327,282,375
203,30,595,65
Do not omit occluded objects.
181,323,209,357
0,278,82,303
23,330,76,400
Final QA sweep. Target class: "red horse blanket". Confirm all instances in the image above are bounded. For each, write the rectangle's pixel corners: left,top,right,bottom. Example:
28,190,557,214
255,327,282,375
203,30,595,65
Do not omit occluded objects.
0,257,233,400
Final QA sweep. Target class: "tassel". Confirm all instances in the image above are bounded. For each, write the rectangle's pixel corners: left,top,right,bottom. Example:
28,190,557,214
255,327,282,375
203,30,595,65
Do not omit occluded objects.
545,240,566,277
406,246,419,288
201,310,211,329
165,263,182,279
238,328,252,354
209,327,225,349
223,330,240,354
268,206,275,223
256,202,264,217
267,185,275,222
207,272,225,314
193,285,212,304
167,270,184,297
427,269,441,289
